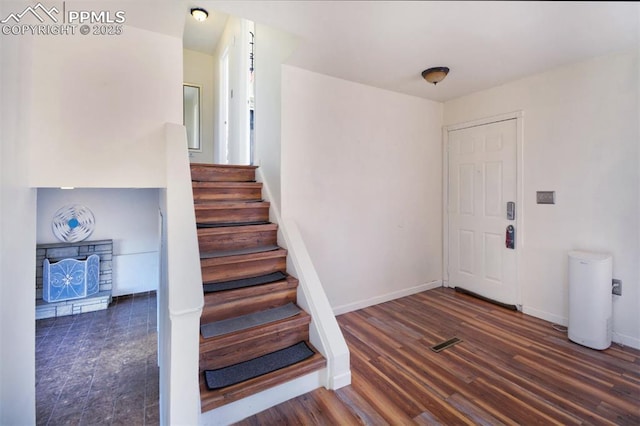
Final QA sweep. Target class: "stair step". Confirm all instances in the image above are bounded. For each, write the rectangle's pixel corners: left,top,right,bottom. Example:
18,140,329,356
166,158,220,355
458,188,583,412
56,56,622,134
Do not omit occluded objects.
201,303,302,339
197,221,270,229
202,276,298,324
204,341,314,390
198,224,277,253
200,346,325,412
203,271,288,293
193,181,263,203
200,311,311,370
191,163,257,182
200,249,287,284
200,245,279,260
195,202,270,225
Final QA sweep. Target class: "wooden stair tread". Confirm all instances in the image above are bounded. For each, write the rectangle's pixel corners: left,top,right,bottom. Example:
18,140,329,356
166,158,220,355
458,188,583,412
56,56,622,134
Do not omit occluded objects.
200,249,287,284
202,285,298,324
191,163,258,170
204,274,297,300
198,224,277,253
199,312,311,371
200,347,326,412
200,310,311,347
201,248,287,266
198,223,277,236
195,202,270,227
192,180,263,203
191,163,258,183
200,245,280,260
194,201,270,210
193,181,262,189
195,198,263,204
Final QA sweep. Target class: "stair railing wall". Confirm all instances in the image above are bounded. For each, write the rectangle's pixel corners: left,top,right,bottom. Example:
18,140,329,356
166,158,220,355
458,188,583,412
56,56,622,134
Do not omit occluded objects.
256,168,351,390
159,123,205,425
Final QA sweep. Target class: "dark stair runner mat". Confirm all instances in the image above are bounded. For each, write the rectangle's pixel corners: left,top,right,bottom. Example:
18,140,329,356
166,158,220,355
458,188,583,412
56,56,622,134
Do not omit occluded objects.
203,271,287,293
193,198,264,204
200,245,280,260
197,221,271,228
200,303,301,339
204,341,315,390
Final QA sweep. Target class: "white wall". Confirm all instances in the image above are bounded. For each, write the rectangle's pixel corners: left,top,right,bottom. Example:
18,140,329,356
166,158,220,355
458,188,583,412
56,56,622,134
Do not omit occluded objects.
253,24,298,212
36,189,160,296
184,49,215,164
0,18,37,425
444,51,640,348
27,26,183,188
281,66,444,313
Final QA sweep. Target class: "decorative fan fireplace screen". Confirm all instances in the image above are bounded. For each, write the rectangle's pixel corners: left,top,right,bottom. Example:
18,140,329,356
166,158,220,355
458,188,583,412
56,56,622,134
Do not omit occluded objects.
43,254,100,302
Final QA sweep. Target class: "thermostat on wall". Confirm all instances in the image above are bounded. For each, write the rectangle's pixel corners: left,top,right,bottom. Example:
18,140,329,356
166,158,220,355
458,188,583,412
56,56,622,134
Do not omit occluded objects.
536,191,555,204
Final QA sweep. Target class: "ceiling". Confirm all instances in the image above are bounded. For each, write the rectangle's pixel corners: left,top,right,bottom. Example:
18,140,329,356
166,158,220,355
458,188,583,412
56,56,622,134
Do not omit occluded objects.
177,1,638,102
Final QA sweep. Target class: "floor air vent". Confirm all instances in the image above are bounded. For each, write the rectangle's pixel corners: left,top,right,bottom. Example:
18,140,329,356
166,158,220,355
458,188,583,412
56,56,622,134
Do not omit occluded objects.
430,337,462,353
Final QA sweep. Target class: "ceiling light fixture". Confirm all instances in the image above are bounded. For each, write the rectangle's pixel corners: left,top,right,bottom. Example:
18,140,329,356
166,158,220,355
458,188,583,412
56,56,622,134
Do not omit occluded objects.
422,67,450,85
190,7,208,22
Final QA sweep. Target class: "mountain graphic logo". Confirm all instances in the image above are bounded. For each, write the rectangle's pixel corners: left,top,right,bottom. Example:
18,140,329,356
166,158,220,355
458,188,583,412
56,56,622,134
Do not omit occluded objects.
1,2,60,24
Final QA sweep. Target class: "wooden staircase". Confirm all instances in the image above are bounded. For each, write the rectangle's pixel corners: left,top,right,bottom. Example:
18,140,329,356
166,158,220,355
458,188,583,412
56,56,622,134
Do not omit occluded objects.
192,163,326,413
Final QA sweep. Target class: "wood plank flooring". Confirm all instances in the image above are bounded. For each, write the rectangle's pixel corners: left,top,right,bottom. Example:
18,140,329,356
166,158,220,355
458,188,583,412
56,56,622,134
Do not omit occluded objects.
234,288,640,425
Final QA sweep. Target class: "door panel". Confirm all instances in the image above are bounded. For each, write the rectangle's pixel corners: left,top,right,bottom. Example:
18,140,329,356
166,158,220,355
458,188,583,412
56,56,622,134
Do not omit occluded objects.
448,119,517,305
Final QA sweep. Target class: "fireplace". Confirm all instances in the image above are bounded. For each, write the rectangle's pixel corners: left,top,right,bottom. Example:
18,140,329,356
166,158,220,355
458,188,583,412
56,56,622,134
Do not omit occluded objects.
36,239,113,319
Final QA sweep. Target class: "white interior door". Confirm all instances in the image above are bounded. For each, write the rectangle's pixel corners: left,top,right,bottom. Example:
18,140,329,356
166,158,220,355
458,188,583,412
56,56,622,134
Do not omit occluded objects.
447,119,518,305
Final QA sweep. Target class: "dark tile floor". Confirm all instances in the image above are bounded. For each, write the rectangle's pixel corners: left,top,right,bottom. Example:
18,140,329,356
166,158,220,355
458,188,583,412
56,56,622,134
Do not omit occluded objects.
36,292,159,426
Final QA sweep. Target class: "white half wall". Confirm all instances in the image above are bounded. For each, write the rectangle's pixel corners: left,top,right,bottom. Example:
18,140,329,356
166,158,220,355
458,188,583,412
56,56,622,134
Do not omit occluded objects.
184,49,215,164
27,26,183,188
36,188,160,296
444,51,640,348
281,66,443,312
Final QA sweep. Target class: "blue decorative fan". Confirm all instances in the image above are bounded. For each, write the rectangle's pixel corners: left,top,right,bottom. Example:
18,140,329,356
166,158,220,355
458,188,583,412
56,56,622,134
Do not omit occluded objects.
52,204,95,242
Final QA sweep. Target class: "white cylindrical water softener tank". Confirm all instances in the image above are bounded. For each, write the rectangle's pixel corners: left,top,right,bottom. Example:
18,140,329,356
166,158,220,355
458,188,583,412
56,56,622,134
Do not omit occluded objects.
568,251,613,350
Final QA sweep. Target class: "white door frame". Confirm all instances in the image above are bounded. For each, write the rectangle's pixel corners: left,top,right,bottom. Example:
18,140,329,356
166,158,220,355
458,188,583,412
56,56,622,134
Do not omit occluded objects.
218,47,230,164
442,111,525,309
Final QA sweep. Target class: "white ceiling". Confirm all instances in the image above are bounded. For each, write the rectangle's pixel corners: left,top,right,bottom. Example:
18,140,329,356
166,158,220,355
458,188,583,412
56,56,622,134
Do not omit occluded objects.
177,1,637,102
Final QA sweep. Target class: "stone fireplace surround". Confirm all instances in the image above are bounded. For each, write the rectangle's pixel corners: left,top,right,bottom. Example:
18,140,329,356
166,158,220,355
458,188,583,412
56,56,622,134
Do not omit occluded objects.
36,239,113,319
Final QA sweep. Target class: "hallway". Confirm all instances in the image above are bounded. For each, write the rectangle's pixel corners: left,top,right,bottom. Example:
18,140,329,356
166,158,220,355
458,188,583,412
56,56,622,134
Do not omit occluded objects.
36,292,159,425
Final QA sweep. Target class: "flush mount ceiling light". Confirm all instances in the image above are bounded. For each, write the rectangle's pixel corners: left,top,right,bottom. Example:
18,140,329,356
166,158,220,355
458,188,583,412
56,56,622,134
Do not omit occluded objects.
422,67,450,85
190,7,208,22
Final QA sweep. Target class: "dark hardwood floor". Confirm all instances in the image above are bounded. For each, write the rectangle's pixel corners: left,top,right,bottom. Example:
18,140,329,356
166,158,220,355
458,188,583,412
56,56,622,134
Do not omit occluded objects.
235,287,640,425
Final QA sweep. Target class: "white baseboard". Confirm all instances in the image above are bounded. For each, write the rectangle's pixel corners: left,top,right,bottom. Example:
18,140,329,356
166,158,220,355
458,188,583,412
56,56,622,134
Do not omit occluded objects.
522,306,640,350
522,306,568,327
200,369,325,426
612,332,640,350
333,281,443,316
